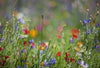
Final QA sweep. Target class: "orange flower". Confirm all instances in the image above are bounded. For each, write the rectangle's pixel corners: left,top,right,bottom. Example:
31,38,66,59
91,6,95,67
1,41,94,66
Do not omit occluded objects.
26,62,31,65
75,46,79,51
40,47,44,49
24,46,26,49
30,29,37,37
77,42,82,46
41,62,44,65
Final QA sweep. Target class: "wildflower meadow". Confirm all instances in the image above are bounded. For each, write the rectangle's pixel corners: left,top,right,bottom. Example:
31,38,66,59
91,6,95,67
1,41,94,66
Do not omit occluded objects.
0,0,100,68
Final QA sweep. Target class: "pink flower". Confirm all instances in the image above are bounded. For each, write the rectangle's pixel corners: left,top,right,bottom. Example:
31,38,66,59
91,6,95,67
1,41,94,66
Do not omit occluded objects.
56,34,61,38
24,29,29,33
57,52,61,56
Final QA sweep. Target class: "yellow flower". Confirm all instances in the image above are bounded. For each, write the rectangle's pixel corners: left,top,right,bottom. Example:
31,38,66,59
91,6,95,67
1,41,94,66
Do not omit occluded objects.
30,29,37,37
37,46,39,48
75,46,80,51
40,47,44,49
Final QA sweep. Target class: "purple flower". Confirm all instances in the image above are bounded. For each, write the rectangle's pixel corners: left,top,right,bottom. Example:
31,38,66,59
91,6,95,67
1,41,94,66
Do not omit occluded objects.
29,39,34,43
37,24,43,31
18,18,25,24
31,45,34,48
78,60,81,64
95,45,99,48
84,19,90,24
15,22,18,29
22,48,26,52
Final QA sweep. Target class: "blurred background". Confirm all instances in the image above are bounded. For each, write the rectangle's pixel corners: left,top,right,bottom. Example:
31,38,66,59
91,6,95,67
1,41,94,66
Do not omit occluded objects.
0,0,100,41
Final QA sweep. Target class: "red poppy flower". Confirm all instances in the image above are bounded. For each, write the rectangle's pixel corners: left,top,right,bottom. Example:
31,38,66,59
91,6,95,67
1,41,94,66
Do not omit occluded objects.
72,28,79,34
23,41,27,45
0,47,3,50
70,58,75,61
68,54,70,56
65,52,67,55
32,43,35,45
24,29,29,33
57,52,61,56
4,55,9,59
73,34,77,38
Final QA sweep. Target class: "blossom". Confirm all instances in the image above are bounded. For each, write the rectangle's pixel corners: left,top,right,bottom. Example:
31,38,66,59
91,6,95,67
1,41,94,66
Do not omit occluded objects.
26,62,31,65
65,52,67,55
29,29,37,37
24,29,29,33
73,34,77,38
48,58,56,65
0,47,4,50
84,19,90,24
77,42,82,47
78,60,88,68
56,34,61,38
23,41,27,45
70,58,75,61
37,24,43,31
18,18,25,24
41,62,44,65
72,28,79,34
57,52,61,56
40,47,44,49
29,39,34,43
4,55,9,59
95,45,99,48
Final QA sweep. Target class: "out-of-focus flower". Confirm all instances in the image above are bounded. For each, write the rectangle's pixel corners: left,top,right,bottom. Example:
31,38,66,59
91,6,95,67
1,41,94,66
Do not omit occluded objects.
84,19,90,24
72,28,79,35
29,39,34,43
0,47,4,50
73,34,77,38
57,26,63,33
37,24,43,31
75,46,80,51
18,18,25,24
48,58,56,65
78,60,88,68
57,52,61,56
56,34,61,38
17,65,22,68
30,29,37,37
24,29,29,33
4,55,9,59
43,19,49,25
40,47,44,49
77,42,82,47
70,58,75,61
23,41,27,45
26,62,31,65
41,62,44,65
95,45,99,48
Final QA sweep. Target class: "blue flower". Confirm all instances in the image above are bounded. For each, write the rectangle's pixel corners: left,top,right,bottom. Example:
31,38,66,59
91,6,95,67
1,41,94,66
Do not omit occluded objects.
78,60,81,64
84,19,90,24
